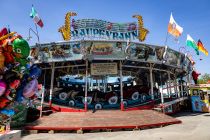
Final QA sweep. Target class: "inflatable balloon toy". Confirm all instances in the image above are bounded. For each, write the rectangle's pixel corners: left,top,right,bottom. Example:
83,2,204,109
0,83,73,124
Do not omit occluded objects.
27,56,35,67
0,28,8,37
12,38,30,69
0,98,10,109
2,35,21,65
3,71,19,84
0,71,19,109
28,65,41,80
0,27,15,45
5,79,21,101
0,48,5,73
0,81,6,97
0,49,5,65
0,32,16,42
23,79,38,98
0,109,15,117
15,85,24,102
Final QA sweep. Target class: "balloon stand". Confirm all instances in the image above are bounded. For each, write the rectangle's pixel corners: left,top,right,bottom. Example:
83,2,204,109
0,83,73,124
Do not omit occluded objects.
0,27,42,134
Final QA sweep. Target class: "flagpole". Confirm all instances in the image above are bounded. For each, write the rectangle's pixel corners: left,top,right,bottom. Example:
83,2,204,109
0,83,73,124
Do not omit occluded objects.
35,23,40,44
164,31,169,46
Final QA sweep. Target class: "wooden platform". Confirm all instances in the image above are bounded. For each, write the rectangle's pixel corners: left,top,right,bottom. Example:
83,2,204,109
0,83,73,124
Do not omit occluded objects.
25,110,181,132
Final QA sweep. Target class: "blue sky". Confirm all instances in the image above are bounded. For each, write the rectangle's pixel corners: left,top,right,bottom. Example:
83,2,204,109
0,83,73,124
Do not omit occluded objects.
0,0,209,74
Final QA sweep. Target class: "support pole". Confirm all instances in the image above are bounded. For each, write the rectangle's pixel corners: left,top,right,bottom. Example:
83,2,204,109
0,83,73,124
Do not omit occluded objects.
166,81,169,98
90,77,93,91
177,79,180,97
49,62,55,107
164,32,169,46
187,73,190,96
40,86,45,118
174,74,178,98
104,76,106,93
35,23,40,43
85,60,88,111
97,79,100,90
185,81,188,96
160,72,164,104
120,61,124,111
40,69,46,118
168,72,171,98
88,78,91,90
180,77,184,97
149,64,154,100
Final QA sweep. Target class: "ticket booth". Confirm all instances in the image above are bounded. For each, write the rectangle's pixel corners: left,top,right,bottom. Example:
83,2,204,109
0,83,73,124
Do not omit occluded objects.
189,84,210,112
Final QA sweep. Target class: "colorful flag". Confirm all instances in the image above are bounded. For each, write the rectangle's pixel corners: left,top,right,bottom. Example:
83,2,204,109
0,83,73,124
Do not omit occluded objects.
30,6,44,28
197,39,208,56
186,34,199,55
168,13,183,37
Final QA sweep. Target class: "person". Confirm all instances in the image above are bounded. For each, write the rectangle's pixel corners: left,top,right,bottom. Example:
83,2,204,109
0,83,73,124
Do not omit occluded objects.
192,69,201,84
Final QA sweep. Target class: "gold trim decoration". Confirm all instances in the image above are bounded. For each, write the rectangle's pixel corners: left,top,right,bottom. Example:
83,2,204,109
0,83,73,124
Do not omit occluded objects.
132,15,149,42
58,12,77,41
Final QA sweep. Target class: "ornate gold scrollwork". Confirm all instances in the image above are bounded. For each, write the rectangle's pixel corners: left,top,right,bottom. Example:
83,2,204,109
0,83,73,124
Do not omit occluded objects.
132,15,149,42
58,12,77,41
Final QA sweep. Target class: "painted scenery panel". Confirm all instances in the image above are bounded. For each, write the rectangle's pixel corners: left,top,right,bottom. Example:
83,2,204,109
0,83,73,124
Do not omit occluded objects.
84,41,127,60
129,44,162,63
130,44,155,61
164,48,181,66
30,42,83,63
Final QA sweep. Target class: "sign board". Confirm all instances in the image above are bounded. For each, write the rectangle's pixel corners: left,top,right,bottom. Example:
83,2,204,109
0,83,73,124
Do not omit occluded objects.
91,63,118,75
71,19,138,41
191,96,202,112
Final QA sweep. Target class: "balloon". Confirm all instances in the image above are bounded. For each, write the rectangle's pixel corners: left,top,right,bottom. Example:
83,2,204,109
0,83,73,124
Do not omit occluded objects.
23,79,38,98
29,65,42,80
0,81,6,96
0,109,15,116
15,86,24,102
5,79,21,101
0,28,8,37
0,98,10,109
0,32,16,41
3,71,18,84
0,48,5,69
12,38,30,66
2,35,21,64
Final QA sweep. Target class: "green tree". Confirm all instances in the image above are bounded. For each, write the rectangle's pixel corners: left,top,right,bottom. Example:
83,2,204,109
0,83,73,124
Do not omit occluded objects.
198,73,210,84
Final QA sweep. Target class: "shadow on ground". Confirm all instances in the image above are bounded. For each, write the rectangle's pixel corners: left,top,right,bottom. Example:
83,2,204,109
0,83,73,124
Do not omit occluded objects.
171,111,207,117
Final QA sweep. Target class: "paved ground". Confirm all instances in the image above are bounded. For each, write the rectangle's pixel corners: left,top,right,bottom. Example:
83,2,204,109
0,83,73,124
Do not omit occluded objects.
22,111,210,140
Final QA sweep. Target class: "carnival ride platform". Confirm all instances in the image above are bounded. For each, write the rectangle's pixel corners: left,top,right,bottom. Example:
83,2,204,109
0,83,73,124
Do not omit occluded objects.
24,110,181,132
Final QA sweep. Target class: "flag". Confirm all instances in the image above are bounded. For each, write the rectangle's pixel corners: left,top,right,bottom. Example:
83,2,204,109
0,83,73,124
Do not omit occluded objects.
168,13,183,37
30,6,44,28
197,39,208,56
186,34,199,55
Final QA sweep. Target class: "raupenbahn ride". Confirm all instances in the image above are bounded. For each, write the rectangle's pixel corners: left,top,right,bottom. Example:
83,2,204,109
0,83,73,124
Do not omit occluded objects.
30,13,193,113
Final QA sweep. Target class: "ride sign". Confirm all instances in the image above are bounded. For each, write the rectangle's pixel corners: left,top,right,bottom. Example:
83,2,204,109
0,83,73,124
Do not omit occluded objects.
91,63,118,75
71,19,138,41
